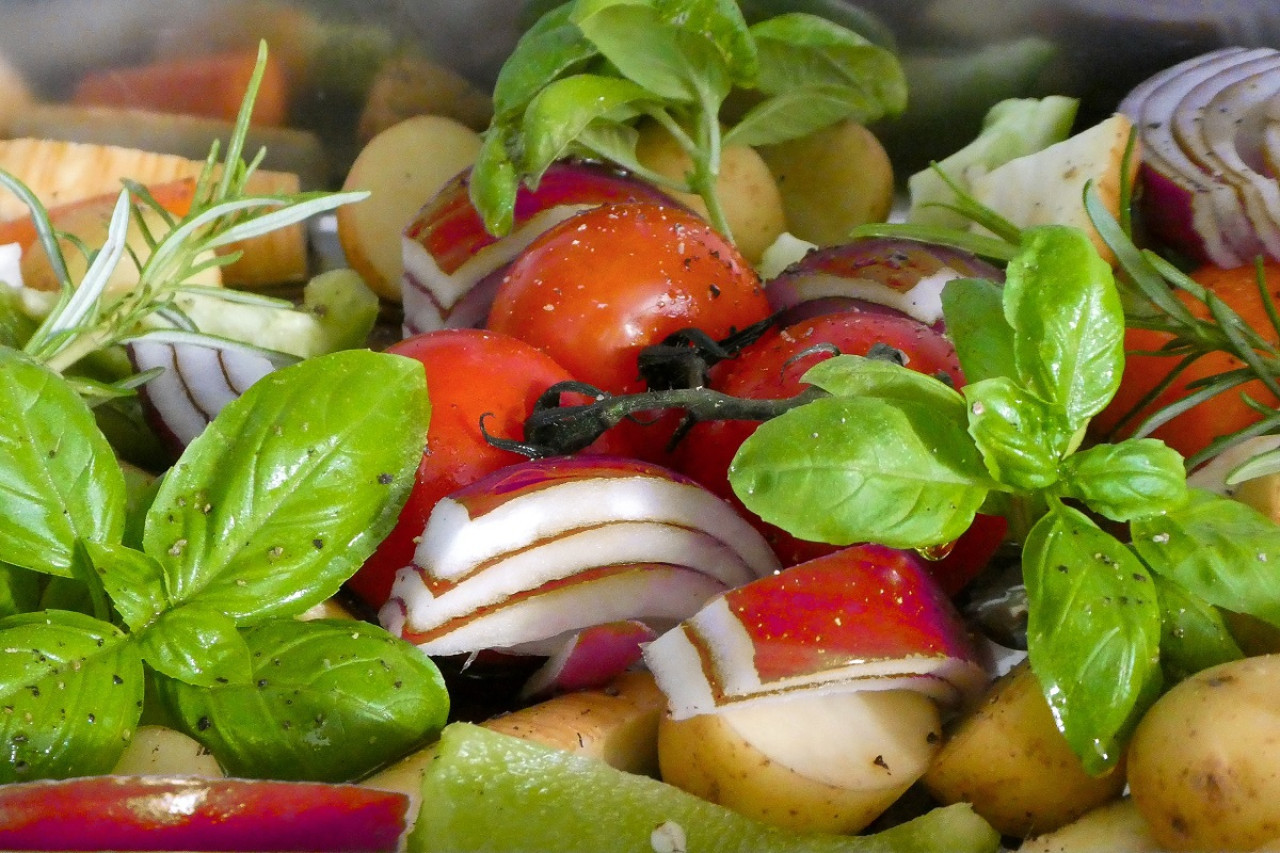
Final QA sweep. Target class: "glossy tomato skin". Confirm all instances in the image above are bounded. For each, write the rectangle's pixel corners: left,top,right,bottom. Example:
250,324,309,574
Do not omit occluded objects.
487,201,771,396
673,306,999,589
348,329,628,608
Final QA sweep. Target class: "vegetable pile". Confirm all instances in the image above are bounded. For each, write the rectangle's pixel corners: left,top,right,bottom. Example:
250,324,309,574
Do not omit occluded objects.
4,2,1280,852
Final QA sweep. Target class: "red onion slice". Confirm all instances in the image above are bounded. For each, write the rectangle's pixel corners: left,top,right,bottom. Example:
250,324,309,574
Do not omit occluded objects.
130,339,279,449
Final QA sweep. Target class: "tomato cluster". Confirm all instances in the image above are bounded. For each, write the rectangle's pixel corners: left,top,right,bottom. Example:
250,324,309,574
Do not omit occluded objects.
348,188,1001,610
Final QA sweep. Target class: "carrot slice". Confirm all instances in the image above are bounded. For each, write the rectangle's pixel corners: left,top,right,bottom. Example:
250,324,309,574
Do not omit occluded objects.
71,51,289,127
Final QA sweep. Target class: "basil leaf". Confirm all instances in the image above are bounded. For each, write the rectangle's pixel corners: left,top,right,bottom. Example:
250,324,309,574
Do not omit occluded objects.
0,610,144,782
470,128,522,237
521,74,656,178
654,0,757,85
0,284,36,349
136,603,253,688
748,13,906,116
965,377,1068,491
942,278,1015,385
0,348,126,577
1151,574,1242,684
1056,439,1187,522
1004,226,1124,428
1132,490,1280,627
0,562,41,618
572,2,731,104
493,2,599,120
81,540,167,631
142,350,428,624
726,85,880,147
1023,505,1161,774
730,395,991,549
158,619,449,782
801,354,967,419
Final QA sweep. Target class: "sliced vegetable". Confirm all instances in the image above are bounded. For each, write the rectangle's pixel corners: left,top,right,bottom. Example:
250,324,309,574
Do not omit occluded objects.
409,723,1000,853
1119,46,1280,267
400,159,676,334
520,620,658,699
71,50,290,127
0,775,408,852
763,236,1004,328
644,544,988,720
380,455,781,656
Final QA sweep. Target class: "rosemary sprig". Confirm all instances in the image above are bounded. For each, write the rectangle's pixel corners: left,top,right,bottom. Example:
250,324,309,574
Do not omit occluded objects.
8,42,367,385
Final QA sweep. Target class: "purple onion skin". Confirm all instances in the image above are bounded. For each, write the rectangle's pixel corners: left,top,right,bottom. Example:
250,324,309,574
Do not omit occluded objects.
0,775,409,852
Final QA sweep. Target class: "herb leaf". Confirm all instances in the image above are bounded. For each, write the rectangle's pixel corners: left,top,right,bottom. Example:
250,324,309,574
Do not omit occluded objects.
157,619,449,782
1005,226,1125,429
136,602,253,688
0,348,125,577
730,395,992,548
942,277,1016,385
80,540,167,631
0,610,144,782
521,75,656,179
966,377,1067,490
1023,503,1161,773
801,354,967,418
1055,439,1187,522
1151,573,1243,683
141,350,428,624
1132,490,1280,627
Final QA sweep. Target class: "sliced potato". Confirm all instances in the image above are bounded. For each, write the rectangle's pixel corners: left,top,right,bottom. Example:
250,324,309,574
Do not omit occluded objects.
658,689,941,835
337,114,481,301
922,661,1128,839
1019,798,1161,853
633,118,786,266
757,119,895,246
112,724,224,778
968,113,1136,265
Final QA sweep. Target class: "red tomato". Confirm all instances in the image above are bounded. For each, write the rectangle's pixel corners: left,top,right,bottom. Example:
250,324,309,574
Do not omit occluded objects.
673,306,998,590
347,328,629,609
486,201,770,395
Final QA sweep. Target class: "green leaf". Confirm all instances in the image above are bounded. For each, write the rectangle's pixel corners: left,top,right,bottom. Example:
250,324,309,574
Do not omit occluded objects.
965,377,1067,491
520,74,656,178
572,2,731,104
0,284,36,349
1004,226,1125,428
158,619,449,782
0,563,41,618
801,353,967,419
748,13,906,116
1055,439,1187,522
1151,574,1242,684
470,128,522,237
493,2,600,119
0,348,126,577
142,350,428,624
0,610,144,782
725,85,879,147
653,0,758,84
1023,505,1162,774
730,395,991,549
136,603,253,688
1132,490,1280,628
942,277,1015,385
80,540,168,631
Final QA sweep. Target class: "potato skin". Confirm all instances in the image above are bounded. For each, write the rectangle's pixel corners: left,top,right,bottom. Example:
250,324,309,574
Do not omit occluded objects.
1128,655,1280,850
658,689,941,835
633,119,786,266
922,661,1127,838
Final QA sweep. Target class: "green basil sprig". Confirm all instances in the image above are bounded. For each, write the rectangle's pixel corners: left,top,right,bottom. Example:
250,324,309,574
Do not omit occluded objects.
0,347,448,783
471,0,906,238
730,224,1280,773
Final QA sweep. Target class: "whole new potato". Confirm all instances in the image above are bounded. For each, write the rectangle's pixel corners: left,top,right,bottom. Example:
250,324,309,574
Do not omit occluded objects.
922,661,1127,838
1128,654,1280,850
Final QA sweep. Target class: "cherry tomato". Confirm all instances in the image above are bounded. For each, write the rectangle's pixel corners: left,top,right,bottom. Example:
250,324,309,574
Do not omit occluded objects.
486,201,770,395
673,306,999,589
348,328,629,609
1093,260,1280,461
